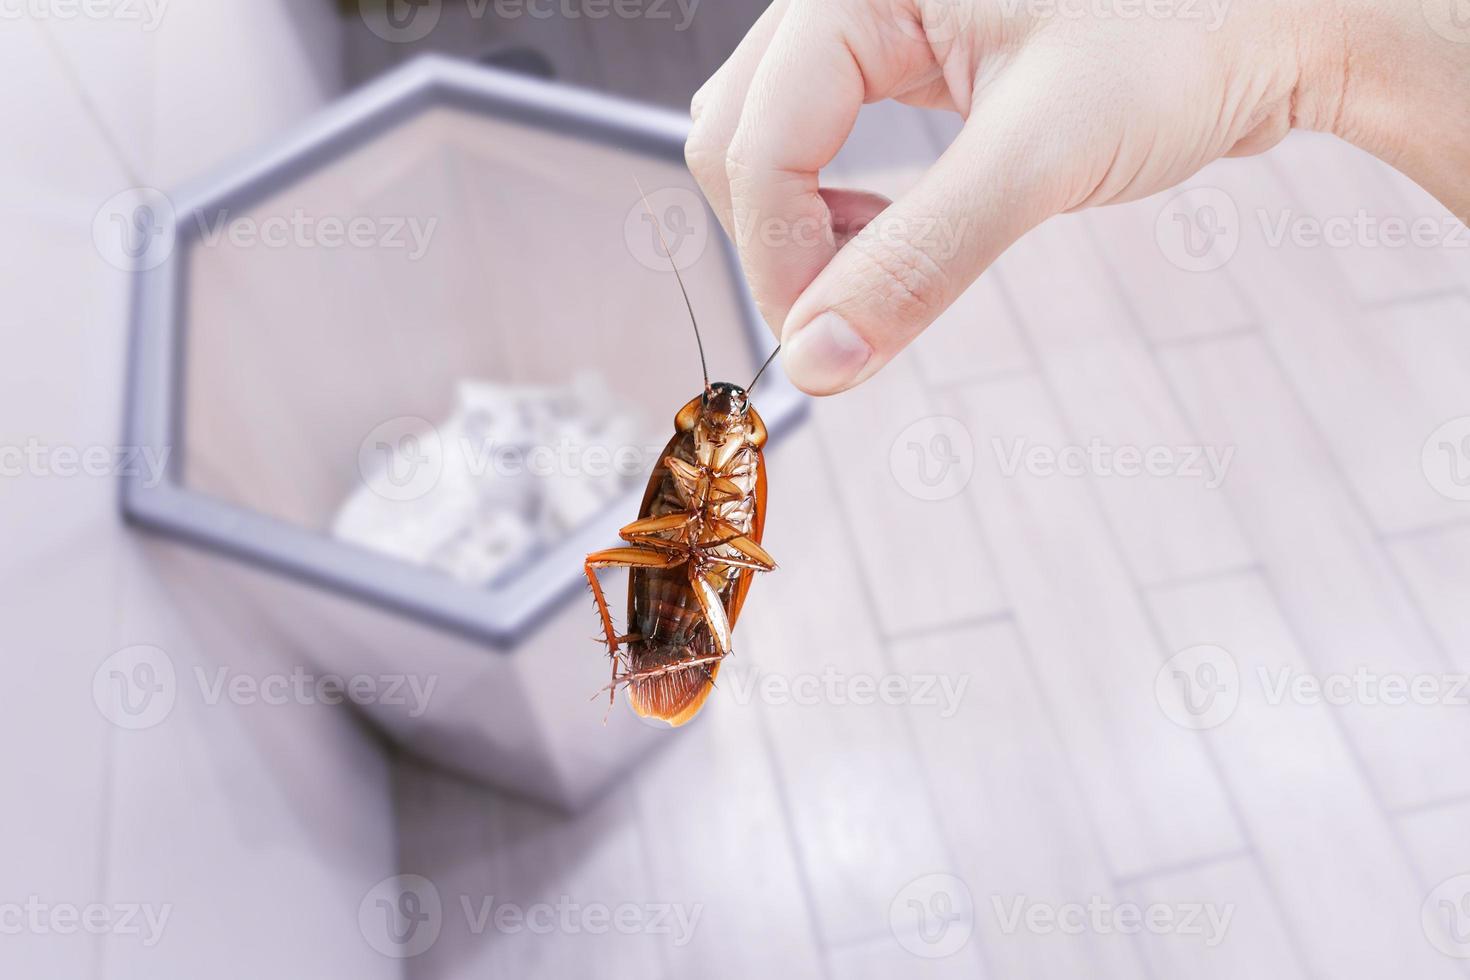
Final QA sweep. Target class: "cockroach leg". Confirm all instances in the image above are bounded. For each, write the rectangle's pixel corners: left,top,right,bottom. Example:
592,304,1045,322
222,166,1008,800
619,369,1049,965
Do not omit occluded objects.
585,546,689,714
688,567,733,656
698,517,777,571
619,512,691,540
619,511,697,553
583,561,621,661
601,653,726,693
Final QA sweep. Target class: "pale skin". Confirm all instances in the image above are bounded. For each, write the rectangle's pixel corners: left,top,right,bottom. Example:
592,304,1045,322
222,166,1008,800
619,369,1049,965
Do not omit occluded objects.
684,0,1470,395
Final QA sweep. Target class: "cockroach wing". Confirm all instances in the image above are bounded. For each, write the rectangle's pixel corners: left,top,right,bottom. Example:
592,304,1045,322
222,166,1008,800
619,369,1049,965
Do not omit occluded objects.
727,447,766,626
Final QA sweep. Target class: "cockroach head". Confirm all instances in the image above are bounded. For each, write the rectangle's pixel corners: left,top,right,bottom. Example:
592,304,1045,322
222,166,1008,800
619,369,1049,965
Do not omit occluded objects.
702,381,750,425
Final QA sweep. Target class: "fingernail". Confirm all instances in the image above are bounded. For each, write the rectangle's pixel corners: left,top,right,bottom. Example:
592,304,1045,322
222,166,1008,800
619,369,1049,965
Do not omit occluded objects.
783,312,872,394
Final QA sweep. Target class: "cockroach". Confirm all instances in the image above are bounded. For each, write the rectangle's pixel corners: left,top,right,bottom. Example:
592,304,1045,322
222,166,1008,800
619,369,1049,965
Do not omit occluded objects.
583,185,780,727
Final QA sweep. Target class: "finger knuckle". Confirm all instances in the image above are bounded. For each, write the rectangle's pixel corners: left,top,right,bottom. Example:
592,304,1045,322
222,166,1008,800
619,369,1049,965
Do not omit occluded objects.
683,126,725,184
723,128,760,184
848,236,950,320
688,82,712,125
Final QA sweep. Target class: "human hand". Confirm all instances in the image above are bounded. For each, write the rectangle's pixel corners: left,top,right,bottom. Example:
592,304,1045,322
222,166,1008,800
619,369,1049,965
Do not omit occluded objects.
685,0,1470,395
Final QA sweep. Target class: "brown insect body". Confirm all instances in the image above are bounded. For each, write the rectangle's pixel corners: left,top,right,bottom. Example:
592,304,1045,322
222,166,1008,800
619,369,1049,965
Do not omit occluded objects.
584,381,775,726
585,181,780,726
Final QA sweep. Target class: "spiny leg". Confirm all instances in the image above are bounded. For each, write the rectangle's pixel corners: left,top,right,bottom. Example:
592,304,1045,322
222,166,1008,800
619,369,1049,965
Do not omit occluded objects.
584,546,689,711
619,511,697,553
698,517,778,572
603,652,725,693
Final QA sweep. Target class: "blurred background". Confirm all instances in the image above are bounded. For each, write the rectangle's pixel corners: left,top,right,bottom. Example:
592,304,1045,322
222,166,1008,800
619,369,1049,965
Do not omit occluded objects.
5,2,1470,978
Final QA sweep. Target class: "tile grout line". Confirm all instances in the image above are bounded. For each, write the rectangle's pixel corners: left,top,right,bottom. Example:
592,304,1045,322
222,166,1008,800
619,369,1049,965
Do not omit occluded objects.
1110,847,1257,889
802,423,993,976
1029,211,1325,979
35,21,146,188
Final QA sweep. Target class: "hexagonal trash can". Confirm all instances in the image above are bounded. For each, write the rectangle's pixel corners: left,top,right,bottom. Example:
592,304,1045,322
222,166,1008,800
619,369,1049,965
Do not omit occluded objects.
120,55,804,811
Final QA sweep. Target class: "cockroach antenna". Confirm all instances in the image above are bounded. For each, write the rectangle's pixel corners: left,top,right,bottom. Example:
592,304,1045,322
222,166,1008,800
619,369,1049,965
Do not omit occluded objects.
747,345,780,393
635,177,710,391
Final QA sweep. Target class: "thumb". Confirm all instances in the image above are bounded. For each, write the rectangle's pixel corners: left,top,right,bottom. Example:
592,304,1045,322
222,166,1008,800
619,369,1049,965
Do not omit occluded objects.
779,67,1082,395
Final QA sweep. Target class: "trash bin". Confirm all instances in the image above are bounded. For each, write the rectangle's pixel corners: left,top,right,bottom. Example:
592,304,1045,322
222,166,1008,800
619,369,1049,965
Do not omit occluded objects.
120,56,805,811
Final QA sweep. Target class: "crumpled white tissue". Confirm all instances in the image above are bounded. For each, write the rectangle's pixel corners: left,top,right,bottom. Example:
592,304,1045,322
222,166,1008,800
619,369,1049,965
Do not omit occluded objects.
334,372,643,587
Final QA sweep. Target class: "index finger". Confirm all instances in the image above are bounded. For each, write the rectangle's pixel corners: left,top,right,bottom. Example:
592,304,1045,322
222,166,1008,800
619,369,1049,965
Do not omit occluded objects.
725,6,867,331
